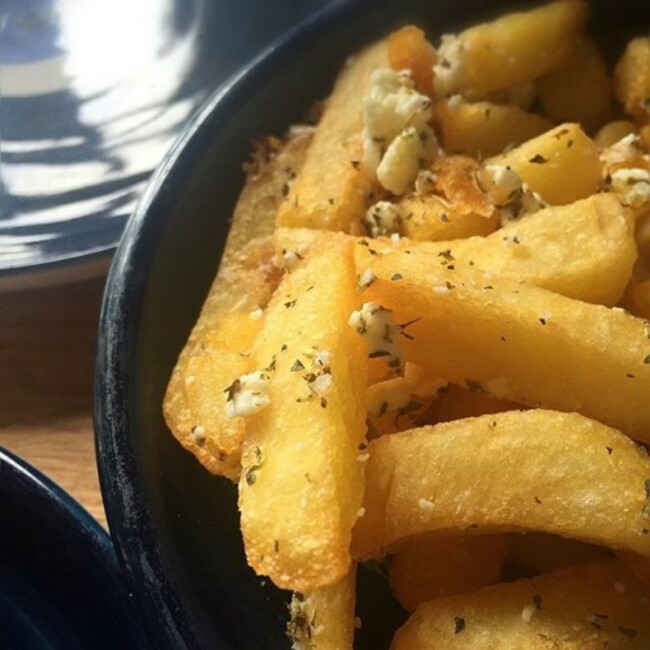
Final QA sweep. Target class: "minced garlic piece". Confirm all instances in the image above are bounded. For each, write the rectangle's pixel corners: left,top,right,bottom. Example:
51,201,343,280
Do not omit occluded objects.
349,302,405,371
377,125,438,195
363,200,402,237
225,371,271,418
281,249,304,272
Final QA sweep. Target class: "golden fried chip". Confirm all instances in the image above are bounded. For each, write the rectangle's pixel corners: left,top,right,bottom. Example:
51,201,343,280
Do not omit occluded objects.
353,410,650,559
392,561,650,649
239,238,368,592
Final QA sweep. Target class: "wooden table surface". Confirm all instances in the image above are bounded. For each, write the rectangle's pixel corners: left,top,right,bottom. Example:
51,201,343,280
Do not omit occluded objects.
0,276,108,528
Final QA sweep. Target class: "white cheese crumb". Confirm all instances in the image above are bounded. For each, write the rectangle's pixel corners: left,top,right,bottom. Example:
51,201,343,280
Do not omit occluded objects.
362,67,437,194
309,372,333,398
348,302,406,372
363,200,402,237
249,308,264,321
433,284,451,295
614,581,626,594
191,425,206,445
281,249,303,272
313,349,332,368
482,164,522,205
521,605,537,623
225,371,271,418
358,267,376,291
377,125,438,195
447,93,463,110
418,497,435,514
600,133,645,168
609,168,650,207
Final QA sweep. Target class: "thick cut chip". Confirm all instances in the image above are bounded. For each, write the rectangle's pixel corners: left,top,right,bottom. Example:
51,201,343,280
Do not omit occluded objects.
433,0,586,97
239,238,368,592
363,253,650,439
277,193,637,306
389,535,508,613
487,123,602,205
276,41,387,232
614,37,650,123
432,98,553,158
287,569,357,650
392,561,650,649
352,410,650,560
163,311,260,480
538,37,612,134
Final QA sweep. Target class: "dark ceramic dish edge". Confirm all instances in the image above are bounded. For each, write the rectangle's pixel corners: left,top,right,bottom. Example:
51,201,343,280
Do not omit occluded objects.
0,446,149,648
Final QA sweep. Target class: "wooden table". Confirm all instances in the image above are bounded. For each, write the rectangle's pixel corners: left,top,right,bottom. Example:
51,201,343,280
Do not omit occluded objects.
0,276,108,527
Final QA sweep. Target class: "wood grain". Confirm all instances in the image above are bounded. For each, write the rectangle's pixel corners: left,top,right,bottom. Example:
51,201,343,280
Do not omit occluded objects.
0,277,107,527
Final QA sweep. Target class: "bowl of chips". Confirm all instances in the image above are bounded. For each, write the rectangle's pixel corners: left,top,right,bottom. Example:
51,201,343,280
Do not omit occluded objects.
96,0,650,647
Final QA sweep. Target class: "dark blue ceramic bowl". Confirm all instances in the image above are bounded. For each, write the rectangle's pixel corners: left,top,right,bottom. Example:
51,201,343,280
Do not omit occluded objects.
0,447,149,649
95,1,647,648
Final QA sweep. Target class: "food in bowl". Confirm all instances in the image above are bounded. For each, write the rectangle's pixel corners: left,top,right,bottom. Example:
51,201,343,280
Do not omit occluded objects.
163,0,650,646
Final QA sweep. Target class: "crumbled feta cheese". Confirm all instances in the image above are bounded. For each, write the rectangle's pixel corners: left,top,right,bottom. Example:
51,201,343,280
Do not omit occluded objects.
349,302,405,371
600,133,646,168
362,67,438,194
480,163,547,225
433,34,466,98
521,605,537,623
249,307,264,320
363,200,402,237
377,125,438,195
313,349,332,369
357,268,376,291
281,249,303,271
225,371,271,418
433,284,451,295
308,372,333,398
418,498,435,514
610,168,650,207
191,425,206,445
482,164,522,205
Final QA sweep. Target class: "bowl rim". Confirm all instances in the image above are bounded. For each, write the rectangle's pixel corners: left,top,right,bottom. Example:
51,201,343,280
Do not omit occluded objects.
0,446,148,647
94,1,370,647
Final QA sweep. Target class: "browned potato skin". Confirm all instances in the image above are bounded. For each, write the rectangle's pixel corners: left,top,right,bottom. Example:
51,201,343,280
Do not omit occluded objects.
276,41,387,233
352,410,650,560
538,37,612,134
392,561,650,649
239,238,368,592
365,249,650,439
432,98,553,158
389,536,508,613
